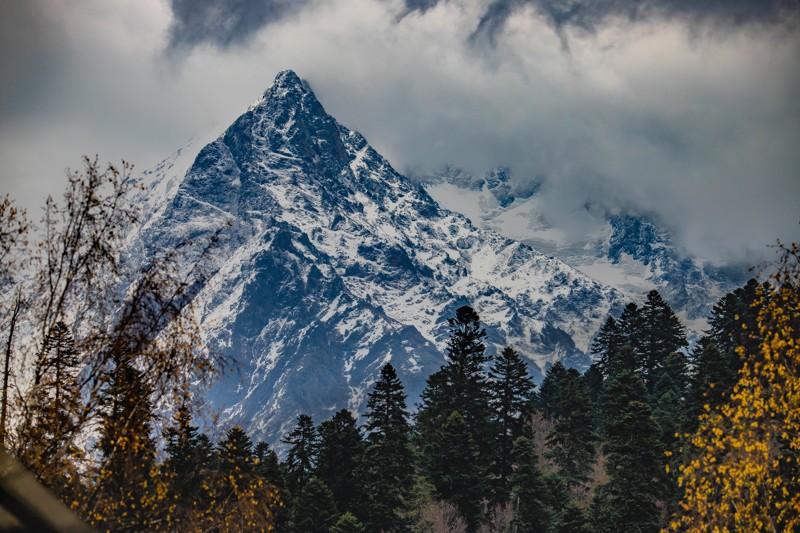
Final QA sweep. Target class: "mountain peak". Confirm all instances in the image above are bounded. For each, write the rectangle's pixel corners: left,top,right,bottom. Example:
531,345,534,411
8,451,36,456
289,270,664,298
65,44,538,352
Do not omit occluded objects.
258,69,314,107
246,70,317,119
137,70,622,447
272,69,306,91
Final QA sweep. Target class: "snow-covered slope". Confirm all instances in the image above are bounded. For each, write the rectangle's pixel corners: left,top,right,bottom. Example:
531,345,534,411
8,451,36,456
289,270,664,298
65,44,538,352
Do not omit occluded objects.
422,167,748,325
127,71,622,447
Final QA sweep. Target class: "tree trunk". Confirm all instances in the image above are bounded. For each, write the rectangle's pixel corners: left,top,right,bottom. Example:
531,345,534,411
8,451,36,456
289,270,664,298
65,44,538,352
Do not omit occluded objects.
1,291,22,448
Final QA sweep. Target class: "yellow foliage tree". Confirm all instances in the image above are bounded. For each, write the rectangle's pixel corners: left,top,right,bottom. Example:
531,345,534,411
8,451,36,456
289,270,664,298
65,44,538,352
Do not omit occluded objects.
670,243,800,532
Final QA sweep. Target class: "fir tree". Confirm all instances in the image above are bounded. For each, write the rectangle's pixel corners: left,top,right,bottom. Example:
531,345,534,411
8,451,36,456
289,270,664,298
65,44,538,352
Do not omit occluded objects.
254,440,284,488
509,436,555,533
555,501,591,533
17,320,83,496
650,351,689,449
638,290,687,391
545,368,597,489
95,355,157,530
416,306,494,523
590,316,623,377
538,361,568,418
603,344,639,382
415,367,452,432
218,425,255,473
693,279,764,406
363,363,414,532
316,408,365,516
686,338,732,431
36,321,81,413
488,346,535,500
417,306,493,440
282,413,318,495
596,368,663,533
330,512,366,533
583,362,604,410
290,477,338,533
681,281,766,436
163,404,213,507
255,440,288,528
207,427,282,531
425,411,485,532
617,302,643,357
707,278,762,356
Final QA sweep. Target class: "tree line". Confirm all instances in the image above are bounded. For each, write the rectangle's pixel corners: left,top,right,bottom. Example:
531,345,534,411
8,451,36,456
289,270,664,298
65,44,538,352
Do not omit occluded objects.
2,158,798,531
190,270,795,533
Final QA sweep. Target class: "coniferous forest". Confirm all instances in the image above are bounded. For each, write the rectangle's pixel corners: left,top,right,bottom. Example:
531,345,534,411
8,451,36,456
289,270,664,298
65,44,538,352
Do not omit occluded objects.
1,161,799,532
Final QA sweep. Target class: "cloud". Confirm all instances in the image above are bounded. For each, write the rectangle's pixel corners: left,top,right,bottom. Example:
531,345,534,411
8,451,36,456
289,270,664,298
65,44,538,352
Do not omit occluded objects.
167,0,800,54
166,0,310,54
265,0,799,263
414,0,800,43
0,0,798,267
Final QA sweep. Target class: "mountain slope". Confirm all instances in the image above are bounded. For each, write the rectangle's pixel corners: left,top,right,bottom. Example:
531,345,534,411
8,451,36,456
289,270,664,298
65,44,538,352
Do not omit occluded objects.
128,71,622,446
421,167,748,325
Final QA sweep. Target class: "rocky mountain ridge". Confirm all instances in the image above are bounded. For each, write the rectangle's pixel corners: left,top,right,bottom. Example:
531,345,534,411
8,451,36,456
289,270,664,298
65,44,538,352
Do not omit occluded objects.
127,71,622,447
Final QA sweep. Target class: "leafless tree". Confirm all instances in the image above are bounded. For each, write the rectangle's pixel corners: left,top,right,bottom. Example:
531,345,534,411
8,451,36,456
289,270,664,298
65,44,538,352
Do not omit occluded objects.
3,157,228,526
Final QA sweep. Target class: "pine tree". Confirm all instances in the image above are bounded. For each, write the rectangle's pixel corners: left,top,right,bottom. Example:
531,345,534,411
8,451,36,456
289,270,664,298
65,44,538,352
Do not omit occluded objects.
282,413,318,495
509,436,555,533
316,408,365,516
362,363,414,532
425,411,485,532
638,290,687,391
545,368,597,489
488,346,535,501
290,477,338,533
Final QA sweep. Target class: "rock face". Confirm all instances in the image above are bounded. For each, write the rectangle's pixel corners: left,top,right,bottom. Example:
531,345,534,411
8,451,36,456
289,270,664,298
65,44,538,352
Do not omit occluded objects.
128,70,621,447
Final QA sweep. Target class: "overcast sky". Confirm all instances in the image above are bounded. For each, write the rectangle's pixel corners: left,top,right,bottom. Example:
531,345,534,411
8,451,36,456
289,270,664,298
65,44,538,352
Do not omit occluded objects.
1,0,798,265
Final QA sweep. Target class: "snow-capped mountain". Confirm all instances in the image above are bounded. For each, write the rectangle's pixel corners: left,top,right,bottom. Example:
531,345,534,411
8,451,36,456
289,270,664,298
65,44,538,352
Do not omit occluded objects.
128,71,622,447
421,166,748,326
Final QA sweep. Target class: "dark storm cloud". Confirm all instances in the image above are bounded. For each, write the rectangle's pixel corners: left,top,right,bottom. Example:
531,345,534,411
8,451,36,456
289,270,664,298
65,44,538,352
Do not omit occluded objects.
166,0,309,52
400,0,440,15
403,0,800,42
167,0,800,54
